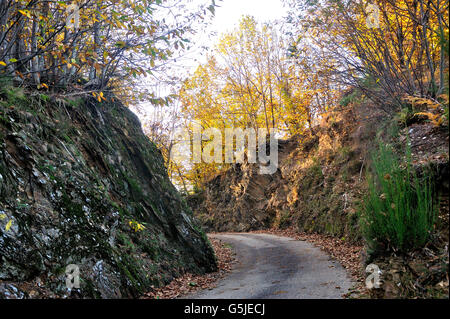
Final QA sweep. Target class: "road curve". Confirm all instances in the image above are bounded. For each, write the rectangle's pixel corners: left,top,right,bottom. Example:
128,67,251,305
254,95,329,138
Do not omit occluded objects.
188,233,354,299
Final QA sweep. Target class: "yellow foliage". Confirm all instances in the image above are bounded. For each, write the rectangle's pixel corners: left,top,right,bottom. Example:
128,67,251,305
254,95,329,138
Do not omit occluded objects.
404,94,447,127
414,112,445,127
5,219,13,232
404,95,442,110
128,220,146,232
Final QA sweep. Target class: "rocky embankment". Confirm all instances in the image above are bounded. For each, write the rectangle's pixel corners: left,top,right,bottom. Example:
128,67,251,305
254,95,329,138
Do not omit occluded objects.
190,102,448,240
188,101,449,298
0,86,216,298
189,105,373,240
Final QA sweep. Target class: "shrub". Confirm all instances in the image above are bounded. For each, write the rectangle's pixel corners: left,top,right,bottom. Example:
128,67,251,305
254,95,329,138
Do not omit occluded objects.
339,89,360,107
359,141,436,254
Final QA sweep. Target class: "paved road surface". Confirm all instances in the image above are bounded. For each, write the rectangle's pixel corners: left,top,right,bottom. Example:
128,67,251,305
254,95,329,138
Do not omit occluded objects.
188,233,354,299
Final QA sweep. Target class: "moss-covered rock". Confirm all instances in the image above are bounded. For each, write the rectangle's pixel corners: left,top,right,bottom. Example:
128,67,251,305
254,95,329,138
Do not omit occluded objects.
0,87,216,298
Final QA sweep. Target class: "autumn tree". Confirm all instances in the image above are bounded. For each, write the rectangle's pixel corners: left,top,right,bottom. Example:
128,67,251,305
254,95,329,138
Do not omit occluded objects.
284,0,449,109
173,16,330,188
0,0,215,105
180,16,320,138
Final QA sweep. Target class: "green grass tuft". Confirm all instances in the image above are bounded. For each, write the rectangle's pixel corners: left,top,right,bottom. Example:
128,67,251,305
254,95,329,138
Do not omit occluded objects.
359,140,437,254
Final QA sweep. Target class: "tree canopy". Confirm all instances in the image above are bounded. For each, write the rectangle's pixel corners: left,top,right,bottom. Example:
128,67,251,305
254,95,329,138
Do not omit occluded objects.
0,0,215,104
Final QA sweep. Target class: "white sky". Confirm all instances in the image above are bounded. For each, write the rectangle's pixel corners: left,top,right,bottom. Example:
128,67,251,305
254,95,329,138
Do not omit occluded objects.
172,0,288,72
210,0,287,34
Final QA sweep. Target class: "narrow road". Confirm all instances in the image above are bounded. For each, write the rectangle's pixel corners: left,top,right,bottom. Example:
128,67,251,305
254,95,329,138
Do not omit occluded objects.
189,233,354,299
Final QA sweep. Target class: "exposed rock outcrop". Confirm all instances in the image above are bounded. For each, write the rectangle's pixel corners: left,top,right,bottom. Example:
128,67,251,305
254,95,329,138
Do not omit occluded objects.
189,105,368,239
189,102,449,244
0,87,216,298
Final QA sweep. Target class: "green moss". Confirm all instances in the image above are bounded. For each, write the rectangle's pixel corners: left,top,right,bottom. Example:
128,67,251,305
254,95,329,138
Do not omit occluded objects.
300,159,323,189
65,97,84,108
0,76,13,87
110,201,120,209
115,253,154,295
1,86,27,108
39,94,50,102
124,174,145,201
278,211,291,229
82,278,101,299
62,133,73,144
339,89,361,107
143,237,160,260
337,145,351,158
309,157,323,178
193,222,209,244
0,114,10,126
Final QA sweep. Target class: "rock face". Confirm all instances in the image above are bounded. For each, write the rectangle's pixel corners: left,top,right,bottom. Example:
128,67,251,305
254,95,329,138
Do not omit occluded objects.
187,139,294,233
189,102,449,244
189,106,367,239
0,86,216,298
